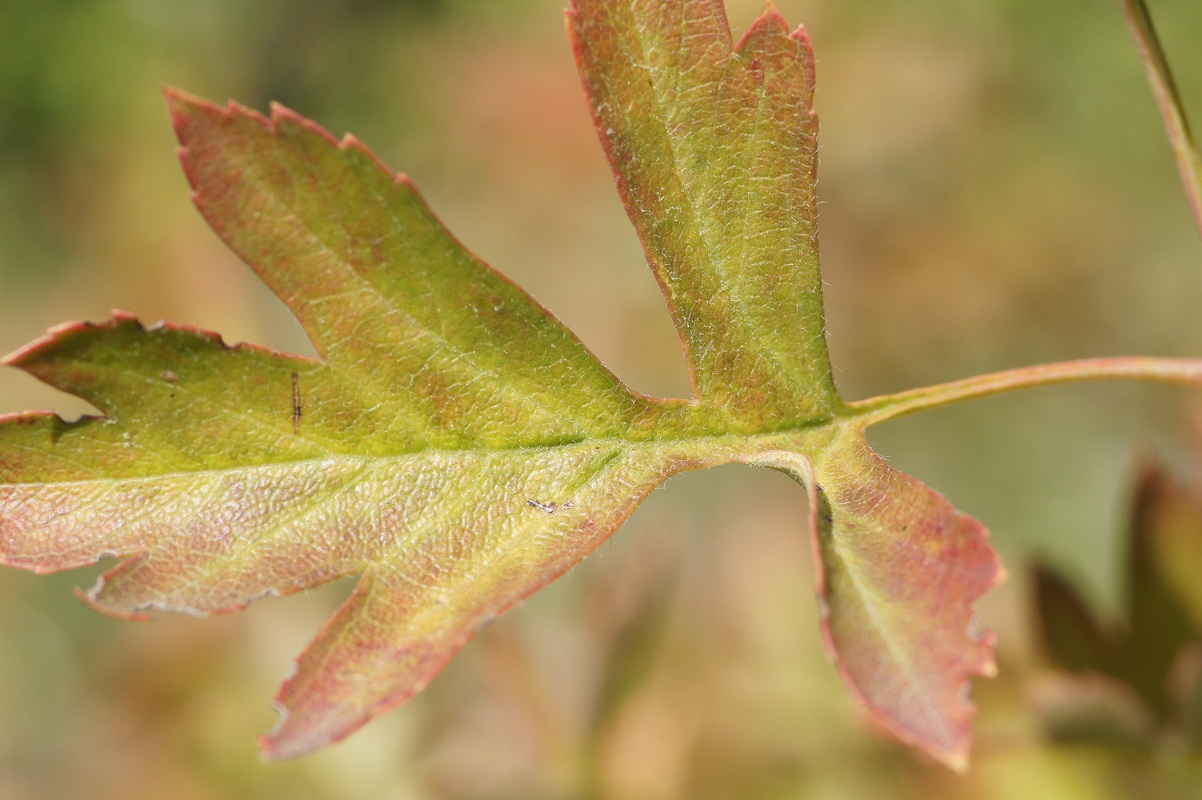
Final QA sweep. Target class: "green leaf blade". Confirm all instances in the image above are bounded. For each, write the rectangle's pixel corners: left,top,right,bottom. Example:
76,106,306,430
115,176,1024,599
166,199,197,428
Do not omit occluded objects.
168,89,647,447
569,0,841,426
2,401,688,616
0,92,716,755
3,408,697,754
1,315,329,478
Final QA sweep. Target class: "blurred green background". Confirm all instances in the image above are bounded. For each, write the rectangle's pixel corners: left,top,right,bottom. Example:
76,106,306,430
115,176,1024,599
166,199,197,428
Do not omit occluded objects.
1,0,1202,797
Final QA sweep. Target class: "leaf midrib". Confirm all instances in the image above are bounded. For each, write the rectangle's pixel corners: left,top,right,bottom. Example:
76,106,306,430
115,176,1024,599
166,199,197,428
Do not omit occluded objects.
830,532,957,748
10,424,842,487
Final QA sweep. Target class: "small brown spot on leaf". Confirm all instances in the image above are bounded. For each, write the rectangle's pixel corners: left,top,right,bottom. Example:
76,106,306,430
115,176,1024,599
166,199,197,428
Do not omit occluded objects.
292,371,302,434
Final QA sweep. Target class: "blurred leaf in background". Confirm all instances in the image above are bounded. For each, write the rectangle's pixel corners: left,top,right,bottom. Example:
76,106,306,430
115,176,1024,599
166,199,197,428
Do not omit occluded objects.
1033,463,1202,742
1,0,1202,796
1030,460,1202,797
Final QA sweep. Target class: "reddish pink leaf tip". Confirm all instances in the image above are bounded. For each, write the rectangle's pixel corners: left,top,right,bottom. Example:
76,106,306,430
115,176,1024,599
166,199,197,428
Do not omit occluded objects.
756,433,1003,770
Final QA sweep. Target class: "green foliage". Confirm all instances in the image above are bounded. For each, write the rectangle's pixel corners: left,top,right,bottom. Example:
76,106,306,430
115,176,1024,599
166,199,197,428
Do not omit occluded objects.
0,0,1199,779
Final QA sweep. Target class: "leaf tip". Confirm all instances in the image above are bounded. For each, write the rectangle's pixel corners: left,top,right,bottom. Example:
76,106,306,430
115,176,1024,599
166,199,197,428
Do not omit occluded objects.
258,701,314,762
942,748,972,774
160,84,196,112
163,86,231,137
757,2,787,27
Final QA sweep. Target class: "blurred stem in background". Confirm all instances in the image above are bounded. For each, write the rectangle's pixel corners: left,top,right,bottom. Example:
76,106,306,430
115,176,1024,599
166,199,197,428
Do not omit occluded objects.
1120,0,1202,238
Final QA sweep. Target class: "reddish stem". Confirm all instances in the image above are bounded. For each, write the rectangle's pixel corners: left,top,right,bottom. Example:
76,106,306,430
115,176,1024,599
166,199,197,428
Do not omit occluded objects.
850,356,1202,426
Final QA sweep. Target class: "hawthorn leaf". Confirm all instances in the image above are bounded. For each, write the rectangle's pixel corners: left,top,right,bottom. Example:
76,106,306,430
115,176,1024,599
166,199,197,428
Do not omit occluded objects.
748,425,999,770
0,0,1008,770
569,0,1000,767
0,92,734,760
167,91,660,449
568,0,842,427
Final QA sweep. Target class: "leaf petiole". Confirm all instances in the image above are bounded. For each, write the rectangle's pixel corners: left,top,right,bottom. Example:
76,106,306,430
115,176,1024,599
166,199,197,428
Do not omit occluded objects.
849,356,1202,426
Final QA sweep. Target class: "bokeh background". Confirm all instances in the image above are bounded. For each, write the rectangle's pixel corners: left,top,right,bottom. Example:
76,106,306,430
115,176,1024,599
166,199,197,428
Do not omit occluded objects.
2,0,1202,797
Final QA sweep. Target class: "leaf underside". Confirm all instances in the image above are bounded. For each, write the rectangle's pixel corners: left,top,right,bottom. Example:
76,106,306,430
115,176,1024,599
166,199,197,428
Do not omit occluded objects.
0,0,1002,769
750,427,999,768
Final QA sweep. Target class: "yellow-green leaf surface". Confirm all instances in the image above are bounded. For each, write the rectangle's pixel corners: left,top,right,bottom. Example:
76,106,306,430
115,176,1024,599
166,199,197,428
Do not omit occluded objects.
569,0,841,426
0,0,1005,769
0,93,720,759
